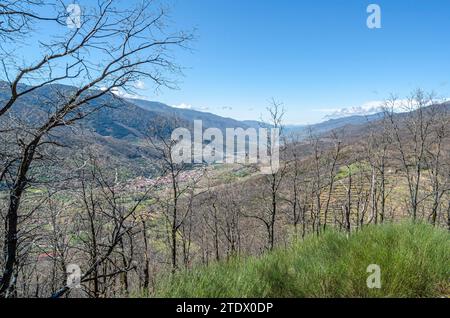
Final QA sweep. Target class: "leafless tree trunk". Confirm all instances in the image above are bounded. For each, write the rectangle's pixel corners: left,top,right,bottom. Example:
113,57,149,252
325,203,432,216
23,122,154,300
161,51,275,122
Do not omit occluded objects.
0,1,191,297
385,91,437,221
244,100,286,250
140,220,150,292
147,119,203,273
323,132,341,231
51,152,153,298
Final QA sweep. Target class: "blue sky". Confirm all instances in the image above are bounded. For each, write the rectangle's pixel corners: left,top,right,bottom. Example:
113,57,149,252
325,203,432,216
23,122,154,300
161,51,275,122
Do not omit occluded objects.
147,0,450,124
6,0,450,125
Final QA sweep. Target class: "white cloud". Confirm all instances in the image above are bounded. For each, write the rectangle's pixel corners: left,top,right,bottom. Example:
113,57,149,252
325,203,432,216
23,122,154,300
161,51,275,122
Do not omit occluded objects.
171,103,210,111
319,98,449,119
321,101,385,118
134,80,146,90
100,80,147,99
109,87,144,100
101,80,147,100
172,103,193,109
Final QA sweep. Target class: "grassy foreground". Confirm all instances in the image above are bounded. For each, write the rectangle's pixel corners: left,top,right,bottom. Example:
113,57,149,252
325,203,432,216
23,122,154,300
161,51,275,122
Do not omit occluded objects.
152,222,449,298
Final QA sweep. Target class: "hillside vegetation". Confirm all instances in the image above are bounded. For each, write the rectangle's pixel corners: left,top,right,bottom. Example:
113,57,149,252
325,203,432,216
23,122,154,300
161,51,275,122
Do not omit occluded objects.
153,222,449,298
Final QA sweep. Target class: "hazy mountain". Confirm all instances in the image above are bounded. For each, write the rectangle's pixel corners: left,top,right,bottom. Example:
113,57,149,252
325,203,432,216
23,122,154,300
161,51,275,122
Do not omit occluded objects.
7,81,447,177
285,113,384,137
0,81,389,143
127,98,254,132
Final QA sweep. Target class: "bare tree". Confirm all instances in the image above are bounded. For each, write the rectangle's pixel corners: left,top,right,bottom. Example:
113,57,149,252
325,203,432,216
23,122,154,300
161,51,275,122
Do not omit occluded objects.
385,90,437,221
243,99,286,250
0,0,63,48
0,0,191,297
51,150,154,298
424,106,450,225
220,188,243,257
307,129,324,234
365,113,393,224
201,176,221,262
282,134,307,239
322,131,342,231
147,118,203,273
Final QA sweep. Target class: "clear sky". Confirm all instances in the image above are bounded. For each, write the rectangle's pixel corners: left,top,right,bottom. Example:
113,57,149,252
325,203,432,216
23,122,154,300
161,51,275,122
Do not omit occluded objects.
149,0,450,124
6,0,450,125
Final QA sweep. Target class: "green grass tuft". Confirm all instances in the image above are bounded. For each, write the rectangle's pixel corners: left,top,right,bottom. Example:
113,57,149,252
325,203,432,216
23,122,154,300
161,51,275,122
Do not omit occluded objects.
151,222,449,298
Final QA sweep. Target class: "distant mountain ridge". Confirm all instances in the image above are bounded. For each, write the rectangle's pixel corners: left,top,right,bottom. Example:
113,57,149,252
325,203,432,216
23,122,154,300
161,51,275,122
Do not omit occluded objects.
285,112,384,136
126,98,255,133
0,80,389,141
0,81,420,177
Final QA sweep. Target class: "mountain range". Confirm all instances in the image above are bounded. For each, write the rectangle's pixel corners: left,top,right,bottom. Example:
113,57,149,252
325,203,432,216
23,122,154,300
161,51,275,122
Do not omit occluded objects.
0,81,397,176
